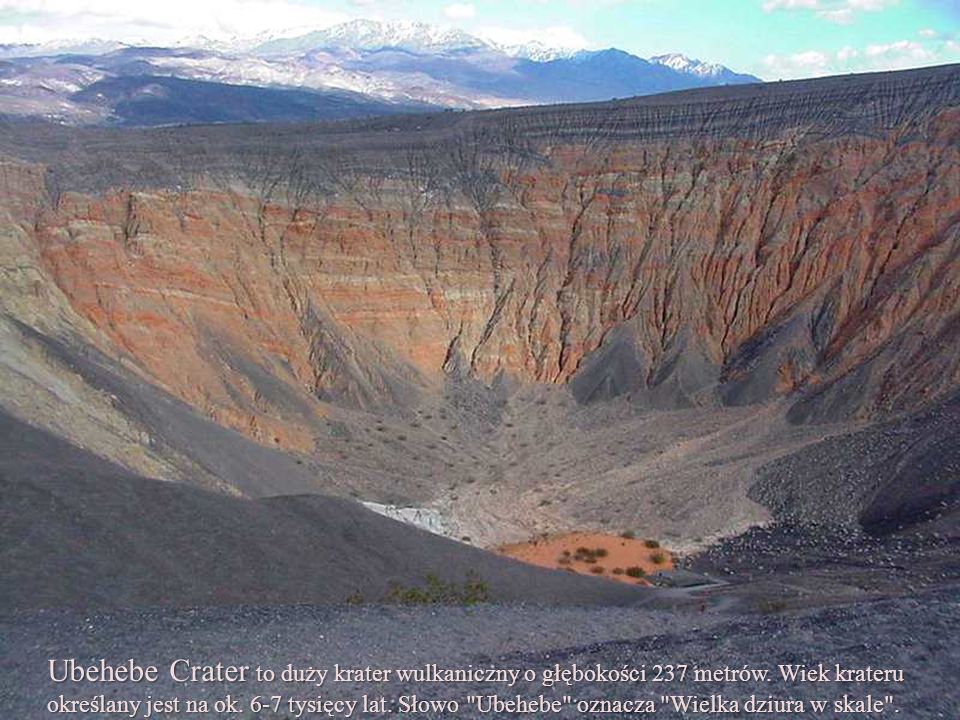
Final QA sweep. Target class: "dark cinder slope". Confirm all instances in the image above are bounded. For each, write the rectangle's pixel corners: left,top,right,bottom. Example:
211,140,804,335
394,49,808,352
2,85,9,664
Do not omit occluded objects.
751,393,960,535
2,64,957,193
0,409,648,613
12,321,335,498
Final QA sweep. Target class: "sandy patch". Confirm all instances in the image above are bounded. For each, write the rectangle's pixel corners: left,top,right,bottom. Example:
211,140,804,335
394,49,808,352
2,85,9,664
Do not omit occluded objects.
496,532,674,585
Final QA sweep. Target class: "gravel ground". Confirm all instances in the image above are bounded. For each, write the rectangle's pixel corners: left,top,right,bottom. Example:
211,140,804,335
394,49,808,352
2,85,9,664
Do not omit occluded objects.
688,523,960,611
4,578,957,719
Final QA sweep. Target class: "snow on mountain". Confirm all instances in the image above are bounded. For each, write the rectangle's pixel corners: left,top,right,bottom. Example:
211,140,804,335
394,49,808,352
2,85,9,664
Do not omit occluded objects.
250,20,583,62
650,53,727,78
649,53,760,85
254,20,489,57
144,51,514,108
0,19,761,126
496,41,579,62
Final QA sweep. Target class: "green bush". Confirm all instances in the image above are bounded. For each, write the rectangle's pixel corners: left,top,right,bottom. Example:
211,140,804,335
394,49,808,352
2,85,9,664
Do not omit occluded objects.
625,566,646,578
650,551,667,565
383,572,489,606
758,598,789,614
644,539,660,549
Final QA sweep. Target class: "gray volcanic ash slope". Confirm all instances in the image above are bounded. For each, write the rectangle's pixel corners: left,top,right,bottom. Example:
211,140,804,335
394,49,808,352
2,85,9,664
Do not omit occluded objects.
754,393,960,535
1,407,645,610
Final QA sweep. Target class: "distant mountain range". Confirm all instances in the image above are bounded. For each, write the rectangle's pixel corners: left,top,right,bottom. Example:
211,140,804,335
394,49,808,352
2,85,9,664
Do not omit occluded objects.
0,19,760,126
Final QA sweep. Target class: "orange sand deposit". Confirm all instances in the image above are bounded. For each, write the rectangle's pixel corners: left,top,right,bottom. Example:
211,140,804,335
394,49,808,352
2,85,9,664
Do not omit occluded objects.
496,532,674,585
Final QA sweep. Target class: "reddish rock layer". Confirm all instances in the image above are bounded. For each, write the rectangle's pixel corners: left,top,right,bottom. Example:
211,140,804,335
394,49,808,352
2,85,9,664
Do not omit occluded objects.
2,107,957,448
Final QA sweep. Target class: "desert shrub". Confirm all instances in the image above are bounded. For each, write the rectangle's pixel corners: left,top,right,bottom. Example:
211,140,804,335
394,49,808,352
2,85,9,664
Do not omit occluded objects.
594,548,609,558
650,551,667,565
384,572,489,606
612,567,624,575
590,566,605,574
625,566,645,578
620,530,636,539
344,591,365,605
557,557,571,565
384,583,429,605
644,539,660,549
460,572,490,604
758,598,789,614
576,546,592,555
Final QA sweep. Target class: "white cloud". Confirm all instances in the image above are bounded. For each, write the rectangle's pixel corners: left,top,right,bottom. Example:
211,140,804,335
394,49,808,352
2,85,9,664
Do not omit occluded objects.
443,3,476,20
816,9,855,23
836,45,858,61
762,35,956,79
845,0,895,9
764,49,831,77
762,0,818,10
0,0,347,44
761,0,899,24
478,24,590,50
864,39,930,59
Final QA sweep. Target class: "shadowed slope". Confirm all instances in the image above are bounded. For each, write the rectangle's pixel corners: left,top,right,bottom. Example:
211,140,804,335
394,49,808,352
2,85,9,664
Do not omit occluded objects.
0,409,647,612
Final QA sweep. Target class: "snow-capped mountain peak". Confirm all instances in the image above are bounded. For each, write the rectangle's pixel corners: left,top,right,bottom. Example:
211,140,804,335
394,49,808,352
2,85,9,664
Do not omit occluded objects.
253,19,490,57
650,53,726,79
496,41,579,62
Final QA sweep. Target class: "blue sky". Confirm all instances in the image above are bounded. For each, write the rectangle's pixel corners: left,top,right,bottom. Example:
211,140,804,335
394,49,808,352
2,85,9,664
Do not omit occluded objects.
1,0,958,79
